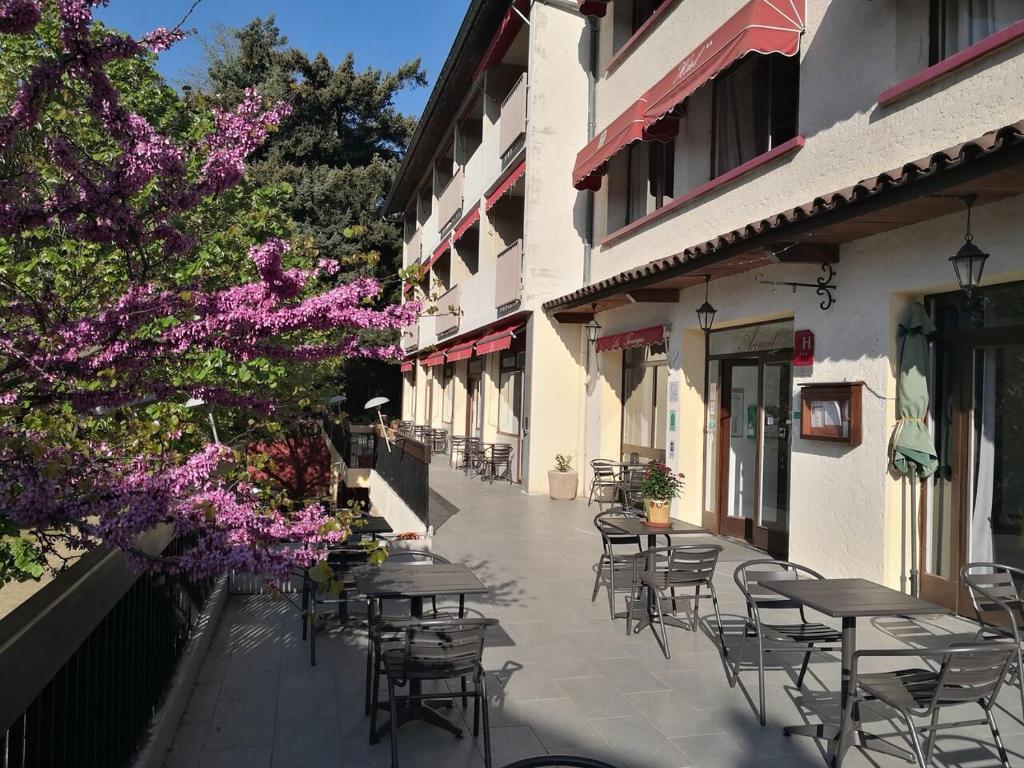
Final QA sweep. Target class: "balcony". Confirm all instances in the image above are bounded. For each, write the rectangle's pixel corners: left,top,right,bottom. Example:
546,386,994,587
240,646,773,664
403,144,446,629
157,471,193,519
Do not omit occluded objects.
405,227,422,267
436,167,464,234
495,238,523,312
433,284,460,338
499,73,527,169
402,323,419,352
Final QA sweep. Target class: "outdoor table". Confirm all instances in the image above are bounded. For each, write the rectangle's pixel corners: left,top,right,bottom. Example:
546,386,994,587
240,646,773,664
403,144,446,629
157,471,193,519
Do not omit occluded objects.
351,514,393,539
354,562,489,739
762,577,948,767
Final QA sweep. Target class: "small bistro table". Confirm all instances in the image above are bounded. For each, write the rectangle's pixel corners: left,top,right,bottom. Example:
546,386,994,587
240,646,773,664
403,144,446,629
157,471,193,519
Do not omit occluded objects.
350,514,393,539
762,577,948,767
354,562,489,739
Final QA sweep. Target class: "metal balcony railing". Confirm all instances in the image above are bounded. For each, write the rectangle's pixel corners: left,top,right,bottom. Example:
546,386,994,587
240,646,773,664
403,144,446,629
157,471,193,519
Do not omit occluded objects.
434,285,460,338
495,239,523,311
436,168,464,234
499,73,527,168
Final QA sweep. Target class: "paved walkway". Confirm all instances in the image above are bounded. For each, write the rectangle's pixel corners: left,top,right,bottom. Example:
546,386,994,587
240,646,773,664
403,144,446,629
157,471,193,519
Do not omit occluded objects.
165,462,1024,767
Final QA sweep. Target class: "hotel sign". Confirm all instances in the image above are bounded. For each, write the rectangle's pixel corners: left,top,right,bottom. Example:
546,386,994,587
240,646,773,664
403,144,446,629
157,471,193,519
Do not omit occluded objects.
794,329,814,367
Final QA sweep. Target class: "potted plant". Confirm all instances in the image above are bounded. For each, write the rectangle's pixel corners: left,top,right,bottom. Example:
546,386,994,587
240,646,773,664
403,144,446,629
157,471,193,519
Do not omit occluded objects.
548,454,579,501
639,462,685,527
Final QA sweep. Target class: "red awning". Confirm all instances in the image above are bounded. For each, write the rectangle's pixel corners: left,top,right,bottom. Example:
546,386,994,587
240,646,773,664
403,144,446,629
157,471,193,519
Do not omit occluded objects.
577,0,609,17
453,205,480,242
572,101,678,191
595,325,666,353
486,161,526,211
424,238,451,270
642,0,805,131
445,338,477,362
475,0,531,79
475,320,527,356
422,350,446,367
400,361,413,372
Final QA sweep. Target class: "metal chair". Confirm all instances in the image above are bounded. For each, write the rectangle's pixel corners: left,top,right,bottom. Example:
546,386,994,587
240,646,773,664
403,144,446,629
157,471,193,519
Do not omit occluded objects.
449,435,470,468
481,444,514,484
731,560,843,725
620,466,645,509
499,759,621,768
364,551,467,716
590,509,643,620
429,428,449,454
460,437,483,475
836,642,1017,768
626,544,726,660
301,545,369,666
588,460,621,508
372,618,497,768
961,562,1024,718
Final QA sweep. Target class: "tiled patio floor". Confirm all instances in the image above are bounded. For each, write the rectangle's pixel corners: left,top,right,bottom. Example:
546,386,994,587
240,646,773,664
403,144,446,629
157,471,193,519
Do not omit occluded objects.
165,462,1024,767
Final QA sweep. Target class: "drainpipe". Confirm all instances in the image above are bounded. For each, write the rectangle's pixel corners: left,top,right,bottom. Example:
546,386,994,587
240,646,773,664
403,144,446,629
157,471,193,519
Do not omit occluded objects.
582,16,598,285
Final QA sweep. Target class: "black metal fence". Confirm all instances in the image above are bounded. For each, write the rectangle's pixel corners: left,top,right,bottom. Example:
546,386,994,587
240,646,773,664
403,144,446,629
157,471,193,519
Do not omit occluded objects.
0,533,214,768
322,418,376,469
374,435,430,527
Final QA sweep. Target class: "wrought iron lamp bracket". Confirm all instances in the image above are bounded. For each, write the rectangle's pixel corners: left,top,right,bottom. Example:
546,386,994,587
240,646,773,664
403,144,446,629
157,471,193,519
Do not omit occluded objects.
755,263,837,311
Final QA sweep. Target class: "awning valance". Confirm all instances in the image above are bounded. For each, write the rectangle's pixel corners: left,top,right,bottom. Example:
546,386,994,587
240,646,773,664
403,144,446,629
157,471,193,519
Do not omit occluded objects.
445,339,477,362
422,350,446,368
424,238,451,270
572,0,804,191
572,102,678,191
400,361,413,373
596,325,666,353
486,161,526,210
454,205,481,242
577,0,609,16
475,320,527,356
642,0,805,130
475,0,531,79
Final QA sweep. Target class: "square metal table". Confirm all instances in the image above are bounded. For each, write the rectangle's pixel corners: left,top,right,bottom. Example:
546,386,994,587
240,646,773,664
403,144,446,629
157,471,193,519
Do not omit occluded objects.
351,514,393,538
763,578,948,766
355,562,489,739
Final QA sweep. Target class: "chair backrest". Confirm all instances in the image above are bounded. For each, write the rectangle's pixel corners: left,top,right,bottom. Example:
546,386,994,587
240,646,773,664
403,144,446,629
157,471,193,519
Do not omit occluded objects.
490,444,513,461
396,618,496,680
590,460,617,479
389,550,452,565
593,510,641,547
734,559,824,612
961,562,1024,637
647,544,723,585
929,642,1018,713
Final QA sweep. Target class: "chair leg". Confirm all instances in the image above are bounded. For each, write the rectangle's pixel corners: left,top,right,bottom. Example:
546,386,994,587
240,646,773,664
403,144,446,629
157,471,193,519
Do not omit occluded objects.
690,585,700,630
606,556,618,620
387,679,401,768
480,674,492,768
309,605,317,667
365,641,374,716
897,709,928,768
986,707,1011,768
591,554,606,602
301,571,310,641
924,708,940,765
756,634,766,726
369,657,381,744
1016,646,1024,724
626,584,641,637
461,676,468,710
796,645,812,688
708,582,727,657
652,589,671,659
729,626,748,688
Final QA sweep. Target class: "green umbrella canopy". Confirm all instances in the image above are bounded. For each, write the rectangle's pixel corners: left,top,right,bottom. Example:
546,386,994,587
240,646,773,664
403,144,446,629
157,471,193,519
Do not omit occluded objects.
890,302,939,479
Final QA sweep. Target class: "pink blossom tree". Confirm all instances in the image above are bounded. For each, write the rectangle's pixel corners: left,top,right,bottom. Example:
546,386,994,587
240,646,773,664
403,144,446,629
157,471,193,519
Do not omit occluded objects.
0,0,417,584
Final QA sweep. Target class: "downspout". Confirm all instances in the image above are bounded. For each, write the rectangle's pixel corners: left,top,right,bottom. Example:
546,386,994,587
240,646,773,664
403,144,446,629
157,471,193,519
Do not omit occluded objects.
582,15,598,285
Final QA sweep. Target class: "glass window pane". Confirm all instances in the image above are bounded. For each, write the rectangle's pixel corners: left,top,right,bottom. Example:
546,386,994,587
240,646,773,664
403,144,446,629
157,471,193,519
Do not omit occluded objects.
705,361,720,515
623,366,652,448
727,365,759,519
653,363,668,450
498,370,521,434
942,0,1024,57
709,320,794,356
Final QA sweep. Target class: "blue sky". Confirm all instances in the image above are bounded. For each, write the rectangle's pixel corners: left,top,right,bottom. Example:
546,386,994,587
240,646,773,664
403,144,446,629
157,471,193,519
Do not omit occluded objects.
96,1,468,117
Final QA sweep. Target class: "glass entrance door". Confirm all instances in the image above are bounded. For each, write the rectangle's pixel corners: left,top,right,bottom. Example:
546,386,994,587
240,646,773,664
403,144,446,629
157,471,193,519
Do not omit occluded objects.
718,358,792,557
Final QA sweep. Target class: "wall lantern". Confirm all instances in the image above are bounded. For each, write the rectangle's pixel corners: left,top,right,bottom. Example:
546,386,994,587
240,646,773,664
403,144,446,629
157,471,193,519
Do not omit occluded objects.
585,304,602,346
951,194,989,297
696,275,717,334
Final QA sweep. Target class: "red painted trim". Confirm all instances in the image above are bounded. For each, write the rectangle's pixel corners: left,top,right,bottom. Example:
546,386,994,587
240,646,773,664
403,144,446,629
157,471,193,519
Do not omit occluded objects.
604,0,682,76
400,362,413,372
486,160,527,210
600,136,805,247
596,325,665,353
878,18,1024,107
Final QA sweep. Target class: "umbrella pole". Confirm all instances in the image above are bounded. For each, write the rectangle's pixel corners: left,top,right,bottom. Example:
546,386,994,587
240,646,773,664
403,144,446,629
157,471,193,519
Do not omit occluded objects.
910,475,920,598
900,477,908,594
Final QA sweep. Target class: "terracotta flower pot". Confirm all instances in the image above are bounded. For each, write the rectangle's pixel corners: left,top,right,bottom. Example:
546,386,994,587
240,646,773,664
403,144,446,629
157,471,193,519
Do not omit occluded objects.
548,471,579,501
645,499,671,527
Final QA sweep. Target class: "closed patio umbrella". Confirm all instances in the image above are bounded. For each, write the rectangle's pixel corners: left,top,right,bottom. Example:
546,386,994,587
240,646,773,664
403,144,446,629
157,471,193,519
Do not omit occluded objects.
889,302,939,596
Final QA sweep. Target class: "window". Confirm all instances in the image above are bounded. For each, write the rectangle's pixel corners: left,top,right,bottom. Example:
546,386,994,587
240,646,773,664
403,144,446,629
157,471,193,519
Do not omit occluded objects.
625,140,675,225
621,343,668,460
632,0,662,33
497,348,524,436
931,0,1024,61
712,54,799,178
416,187,432,225
441,363,455,422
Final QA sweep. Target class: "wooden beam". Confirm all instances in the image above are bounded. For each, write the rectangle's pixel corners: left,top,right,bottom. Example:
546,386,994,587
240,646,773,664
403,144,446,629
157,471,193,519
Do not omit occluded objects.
553,312,594,324
626,289,680,303
771,242,840,264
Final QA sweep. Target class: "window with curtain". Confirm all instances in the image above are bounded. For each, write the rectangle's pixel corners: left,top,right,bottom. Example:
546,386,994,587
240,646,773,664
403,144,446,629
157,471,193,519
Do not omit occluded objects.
712,53,799,178
632,0,663,33
442,363,455,422
497,350,523,435
621,343,668,460
624,140,675,225
932,0,1024,61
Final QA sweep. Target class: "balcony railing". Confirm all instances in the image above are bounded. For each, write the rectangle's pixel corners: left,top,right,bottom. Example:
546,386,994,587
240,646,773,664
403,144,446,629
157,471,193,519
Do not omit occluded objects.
434,285,460,338
402,323,420,351
495,239,523,311
436,168,464,234
499,73,527,168
406,227,422,265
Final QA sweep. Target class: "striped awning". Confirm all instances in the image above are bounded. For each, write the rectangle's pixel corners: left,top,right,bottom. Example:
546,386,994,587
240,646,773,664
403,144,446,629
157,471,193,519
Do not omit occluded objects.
486,161,526,211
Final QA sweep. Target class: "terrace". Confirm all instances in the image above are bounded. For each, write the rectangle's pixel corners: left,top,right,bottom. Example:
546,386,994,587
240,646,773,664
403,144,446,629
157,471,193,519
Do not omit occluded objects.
157,459,1024,768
